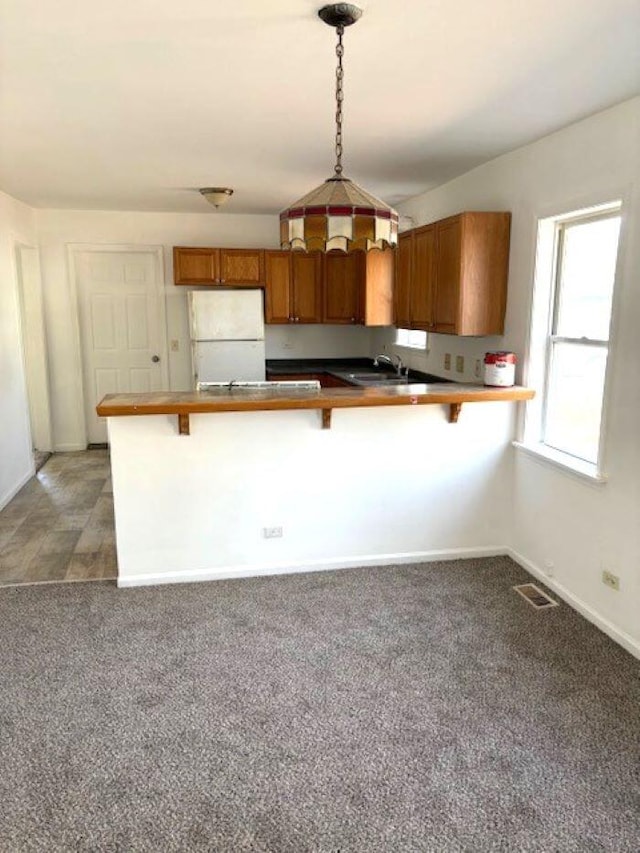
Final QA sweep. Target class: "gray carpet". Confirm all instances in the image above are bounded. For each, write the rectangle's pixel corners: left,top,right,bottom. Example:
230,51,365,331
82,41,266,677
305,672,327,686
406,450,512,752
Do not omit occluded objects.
1,557,639,852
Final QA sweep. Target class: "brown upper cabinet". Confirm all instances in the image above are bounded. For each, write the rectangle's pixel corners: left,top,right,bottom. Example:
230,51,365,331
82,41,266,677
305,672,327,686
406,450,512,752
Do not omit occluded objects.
395,212,511,336
264,251,323,324
265,248,393,326
323,248,394,326
175,243,394,326
173,247,265,286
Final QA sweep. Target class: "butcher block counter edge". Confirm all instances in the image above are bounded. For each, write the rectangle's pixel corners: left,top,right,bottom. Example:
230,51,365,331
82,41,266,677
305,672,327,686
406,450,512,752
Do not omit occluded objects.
97,384,534,433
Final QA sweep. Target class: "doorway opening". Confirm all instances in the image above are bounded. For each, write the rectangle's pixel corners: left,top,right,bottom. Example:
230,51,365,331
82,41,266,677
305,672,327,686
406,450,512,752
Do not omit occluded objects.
15,245,53,472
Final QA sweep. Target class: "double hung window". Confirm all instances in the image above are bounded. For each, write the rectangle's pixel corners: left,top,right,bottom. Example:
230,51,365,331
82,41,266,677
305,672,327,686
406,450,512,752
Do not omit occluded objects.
524,203,622,475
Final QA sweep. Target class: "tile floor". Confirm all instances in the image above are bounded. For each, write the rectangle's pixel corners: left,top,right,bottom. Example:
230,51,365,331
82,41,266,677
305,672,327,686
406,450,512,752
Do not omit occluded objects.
0,450,116,586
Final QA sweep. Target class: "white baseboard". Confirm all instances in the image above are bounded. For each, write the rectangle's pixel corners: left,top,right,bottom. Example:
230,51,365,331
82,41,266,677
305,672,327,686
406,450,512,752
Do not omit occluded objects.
117,546,508,589
0,466,35,511
508,548,640,662
54,443,87,452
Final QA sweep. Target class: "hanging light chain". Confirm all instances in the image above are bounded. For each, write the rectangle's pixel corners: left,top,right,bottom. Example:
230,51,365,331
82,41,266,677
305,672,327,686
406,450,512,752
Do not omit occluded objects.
334,24,345,177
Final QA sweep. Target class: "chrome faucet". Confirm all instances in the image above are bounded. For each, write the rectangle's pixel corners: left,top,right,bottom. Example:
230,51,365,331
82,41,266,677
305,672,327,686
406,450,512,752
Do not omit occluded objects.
373,353,407,377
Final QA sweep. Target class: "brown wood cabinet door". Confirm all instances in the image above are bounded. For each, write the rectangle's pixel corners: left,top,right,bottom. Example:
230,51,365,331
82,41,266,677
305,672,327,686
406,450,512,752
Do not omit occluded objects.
457,212,511,335
434,217,462,332
394,234,412,327
264,251,292,324
292,252,323,323
268,373,320,382
219,249,264,285
323,251,362,324
173,247,218,285
320,373,352,388
410,225,436,329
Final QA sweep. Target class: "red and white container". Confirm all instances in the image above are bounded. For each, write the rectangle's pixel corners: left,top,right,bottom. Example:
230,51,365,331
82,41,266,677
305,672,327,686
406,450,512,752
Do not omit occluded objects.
484,351,516,387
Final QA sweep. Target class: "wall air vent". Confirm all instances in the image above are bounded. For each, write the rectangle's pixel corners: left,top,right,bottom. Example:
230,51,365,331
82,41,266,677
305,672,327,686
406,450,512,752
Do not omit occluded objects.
513,583,559,610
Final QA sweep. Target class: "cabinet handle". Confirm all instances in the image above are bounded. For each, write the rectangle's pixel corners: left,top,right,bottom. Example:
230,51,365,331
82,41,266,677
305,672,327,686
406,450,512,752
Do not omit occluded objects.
220,278,225,284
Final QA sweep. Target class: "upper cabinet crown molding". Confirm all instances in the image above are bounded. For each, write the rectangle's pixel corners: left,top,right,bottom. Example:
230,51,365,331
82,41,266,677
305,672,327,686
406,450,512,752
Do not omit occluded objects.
394,211,511,336
173,247,265,286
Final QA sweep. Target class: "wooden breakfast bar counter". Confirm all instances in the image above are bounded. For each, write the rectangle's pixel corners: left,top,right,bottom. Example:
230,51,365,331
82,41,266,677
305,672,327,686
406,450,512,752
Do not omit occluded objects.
97,382,534,588
97,382,534,433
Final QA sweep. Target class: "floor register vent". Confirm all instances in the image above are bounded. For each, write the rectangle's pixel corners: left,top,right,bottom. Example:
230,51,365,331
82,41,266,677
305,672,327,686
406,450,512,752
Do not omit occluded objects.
513,583,559,610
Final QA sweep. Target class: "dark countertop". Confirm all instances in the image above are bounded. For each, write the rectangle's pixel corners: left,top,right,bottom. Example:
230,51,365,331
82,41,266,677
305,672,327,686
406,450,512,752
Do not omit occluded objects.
265,358,449,384
265,358,373,374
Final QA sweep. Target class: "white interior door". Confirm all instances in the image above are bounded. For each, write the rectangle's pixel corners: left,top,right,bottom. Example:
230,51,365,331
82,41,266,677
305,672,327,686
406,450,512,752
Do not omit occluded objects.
75,249,168,444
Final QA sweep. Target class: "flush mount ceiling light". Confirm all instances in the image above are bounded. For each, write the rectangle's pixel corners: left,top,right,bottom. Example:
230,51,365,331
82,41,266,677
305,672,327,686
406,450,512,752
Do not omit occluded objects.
280,4,398,253
199,187,234,209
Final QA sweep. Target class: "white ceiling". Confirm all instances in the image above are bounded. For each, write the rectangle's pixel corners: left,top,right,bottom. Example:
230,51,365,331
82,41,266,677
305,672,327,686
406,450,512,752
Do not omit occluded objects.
1,0,638,214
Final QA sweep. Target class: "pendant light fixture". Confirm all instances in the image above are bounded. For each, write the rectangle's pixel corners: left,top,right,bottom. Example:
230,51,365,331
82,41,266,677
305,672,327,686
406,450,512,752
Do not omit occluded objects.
280,4,398,253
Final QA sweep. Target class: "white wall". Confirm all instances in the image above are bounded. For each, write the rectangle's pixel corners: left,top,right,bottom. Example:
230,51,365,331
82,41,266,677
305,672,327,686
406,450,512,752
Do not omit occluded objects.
109,403,515,586
35,210,381,449
266,324,374,359
391,97,640,653
0,191,38,507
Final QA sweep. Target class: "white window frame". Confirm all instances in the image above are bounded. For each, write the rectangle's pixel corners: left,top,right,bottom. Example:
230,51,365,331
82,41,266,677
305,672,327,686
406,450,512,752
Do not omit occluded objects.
517,201,623,483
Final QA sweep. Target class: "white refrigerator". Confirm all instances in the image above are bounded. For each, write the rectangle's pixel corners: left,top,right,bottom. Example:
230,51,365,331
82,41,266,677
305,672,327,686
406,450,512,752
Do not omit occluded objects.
188,290,266,385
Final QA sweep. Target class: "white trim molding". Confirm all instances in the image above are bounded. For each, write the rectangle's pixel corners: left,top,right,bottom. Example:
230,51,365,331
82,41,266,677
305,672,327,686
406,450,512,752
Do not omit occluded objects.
117,546,509,588
508,548,640,662
513,441,608,485
0,467,34,512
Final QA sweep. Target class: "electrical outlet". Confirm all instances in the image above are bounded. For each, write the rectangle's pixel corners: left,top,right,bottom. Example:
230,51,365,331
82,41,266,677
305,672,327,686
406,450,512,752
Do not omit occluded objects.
170,339,179,352
543,559,555,578
602,570,620,591
444,353,451,370
456,355,464,373
474,359,482,378
263,526,283,539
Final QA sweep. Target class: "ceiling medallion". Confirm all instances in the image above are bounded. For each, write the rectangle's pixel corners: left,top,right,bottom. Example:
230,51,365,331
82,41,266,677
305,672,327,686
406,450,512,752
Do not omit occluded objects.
280,4,398,253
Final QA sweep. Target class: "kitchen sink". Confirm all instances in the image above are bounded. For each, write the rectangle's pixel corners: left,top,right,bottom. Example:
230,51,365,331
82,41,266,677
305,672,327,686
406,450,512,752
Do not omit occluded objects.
328,368,450,387
345,372,409,386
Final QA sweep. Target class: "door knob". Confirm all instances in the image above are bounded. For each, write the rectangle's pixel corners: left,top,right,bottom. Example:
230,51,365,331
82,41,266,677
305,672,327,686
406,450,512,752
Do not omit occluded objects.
151,355,160,363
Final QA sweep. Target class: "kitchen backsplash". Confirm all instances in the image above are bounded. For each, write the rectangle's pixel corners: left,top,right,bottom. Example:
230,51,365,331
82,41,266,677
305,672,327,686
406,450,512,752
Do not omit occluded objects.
370,326,508,385
265,325,374,359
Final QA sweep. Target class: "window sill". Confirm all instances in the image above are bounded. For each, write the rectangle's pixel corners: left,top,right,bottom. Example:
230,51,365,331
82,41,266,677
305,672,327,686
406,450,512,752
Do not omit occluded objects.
393,344,427,352
512,441,608,485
